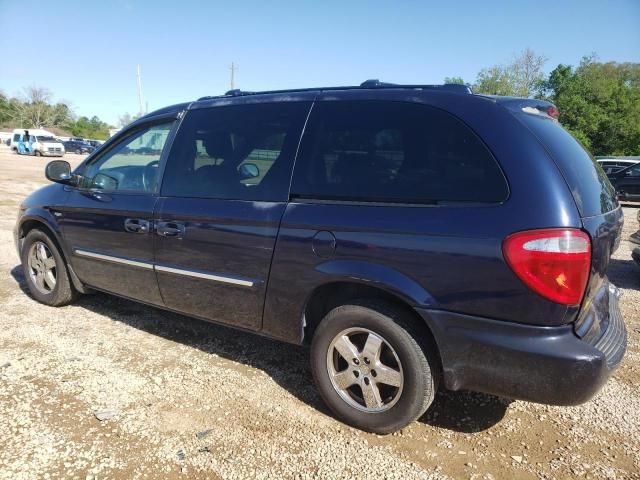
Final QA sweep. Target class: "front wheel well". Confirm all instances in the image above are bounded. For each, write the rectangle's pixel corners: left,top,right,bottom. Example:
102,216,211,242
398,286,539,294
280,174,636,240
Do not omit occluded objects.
19,220,61,253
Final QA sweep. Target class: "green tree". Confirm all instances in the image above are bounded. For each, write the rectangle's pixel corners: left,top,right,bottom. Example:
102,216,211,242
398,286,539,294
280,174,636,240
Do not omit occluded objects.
70,115,110,140
118,112,140,127
473,48,546,97
544,56,640,155
474,65,515,95
444,76,466,85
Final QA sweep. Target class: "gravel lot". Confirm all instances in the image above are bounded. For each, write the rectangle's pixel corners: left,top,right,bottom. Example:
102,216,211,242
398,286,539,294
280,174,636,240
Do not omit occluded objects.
0,145,639,479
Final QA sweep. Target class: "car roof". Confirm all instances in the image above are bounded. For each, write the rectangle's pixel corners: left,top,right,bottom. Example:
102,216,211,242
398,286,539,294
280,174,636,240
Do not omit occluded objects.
139,80,556,123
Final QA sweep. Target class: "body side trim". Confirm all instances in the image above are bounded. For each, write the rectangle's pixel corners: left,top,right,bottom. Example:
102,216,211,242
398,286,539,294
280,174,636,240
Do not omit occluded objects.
73,249,255,287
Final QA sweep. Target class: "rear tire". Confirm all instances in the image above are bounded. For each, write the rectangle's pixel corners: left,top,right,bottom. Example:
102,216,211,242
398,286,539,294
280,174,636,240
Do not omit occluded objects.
20,229,78,306
311,300,436,433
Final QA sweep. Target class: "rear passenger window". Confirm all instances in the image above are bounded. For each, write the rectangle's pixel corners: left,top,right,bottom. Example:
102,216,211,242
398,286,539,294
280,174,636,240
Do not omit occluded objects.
162,102,311,201
291,101,507,204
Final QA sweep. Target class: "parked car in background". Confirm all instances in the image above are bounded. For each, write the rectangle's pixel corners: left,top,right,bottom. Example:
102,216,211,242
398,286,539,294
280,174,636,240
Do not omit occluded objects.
70,137,85,142
63,140,95,155
607,163,640,201
597,157,640,175
11,131,64,157
14,81,627,433
87,140,105,149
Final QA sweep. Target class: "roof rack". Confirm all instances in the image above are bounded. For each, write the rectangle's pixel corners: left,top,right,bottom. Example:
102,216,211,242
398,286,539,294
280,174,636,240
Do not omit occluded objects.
196,80,472,102
360,79,472,94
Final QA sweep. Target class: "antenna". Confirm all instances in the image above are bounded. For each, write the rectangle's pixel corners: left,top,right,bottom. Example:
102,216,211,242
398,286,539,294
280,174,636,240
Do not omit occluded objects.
230,62,238,90
136,64,145,116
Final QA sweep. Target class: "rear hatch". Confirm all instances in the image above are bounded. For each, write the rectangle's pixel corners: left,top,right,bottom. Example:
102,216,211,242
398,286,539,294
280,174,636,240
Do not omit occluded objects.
517,108,623,341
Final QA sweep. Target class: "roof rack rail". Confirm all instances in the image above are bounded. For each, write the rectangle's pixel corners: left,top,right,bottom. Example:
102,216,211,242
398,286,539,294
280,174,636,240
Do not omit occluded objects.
360,79,472,94
224,89,257,96
195,81,472,102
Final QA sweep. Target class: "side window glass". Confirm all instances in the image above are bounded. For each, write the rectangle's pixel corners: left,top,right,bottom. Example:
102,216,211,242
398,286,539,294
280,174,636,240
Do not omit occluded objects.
627,165,640,177
292,101,508,204
162,102,311,201
80,122,174,193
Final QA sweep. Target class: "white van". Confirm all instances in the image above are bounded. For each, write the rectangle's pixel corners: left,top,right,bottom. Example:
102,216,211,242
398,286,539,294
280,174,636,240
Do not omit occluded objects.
10,129,65,157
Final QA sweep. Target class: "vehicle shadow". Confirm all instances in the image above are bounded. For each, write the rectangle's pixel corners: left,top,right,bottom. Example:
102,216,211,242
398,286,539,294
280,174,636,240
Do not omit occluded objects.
608,257,639,290
10,264,508,434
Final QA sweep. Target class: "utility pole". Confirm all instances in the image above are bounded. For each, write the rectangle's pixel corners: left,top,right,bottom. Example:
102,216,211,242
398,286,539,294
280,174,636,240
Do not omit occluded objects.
230,62,238,90
136,64,145,116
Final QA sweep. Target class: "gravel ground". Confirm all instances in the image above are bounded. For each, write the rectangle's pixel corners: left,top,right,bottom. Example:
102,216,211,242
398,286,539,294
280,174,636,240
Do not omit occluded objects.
0,146,639,479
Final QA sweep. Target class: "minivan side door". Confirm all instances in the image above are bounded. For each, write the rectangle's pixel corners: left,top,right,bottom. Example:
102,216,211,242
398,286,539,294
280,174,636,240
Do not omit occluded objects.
154,101,312,330
59,120,177,304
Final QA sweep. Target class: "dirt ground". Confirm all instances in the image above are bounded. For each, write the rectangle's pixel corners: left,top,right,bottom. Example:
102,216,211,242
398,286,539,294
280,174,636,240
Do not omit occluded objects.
0,145,638,480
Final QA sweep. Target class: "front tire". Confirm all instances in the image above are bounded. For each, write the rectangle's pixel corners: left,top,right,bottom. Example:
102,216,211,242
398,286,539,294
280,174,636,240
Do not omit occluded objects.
20,229,77,306
35,150,42,157
311,301,436,433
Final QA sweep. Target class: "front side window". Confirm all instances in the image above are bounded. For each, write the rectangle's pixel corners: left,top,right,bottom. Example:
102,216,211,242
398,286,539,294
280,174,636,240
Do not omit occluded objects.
162,102,311,201
291,101,508,204
79,122,174,193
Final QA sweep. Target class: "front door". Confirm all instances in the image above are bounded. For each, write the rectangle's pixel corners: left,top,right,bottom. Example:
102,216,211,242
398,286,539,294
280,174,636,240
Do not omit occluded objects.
154,101,311,329
59,120,176,304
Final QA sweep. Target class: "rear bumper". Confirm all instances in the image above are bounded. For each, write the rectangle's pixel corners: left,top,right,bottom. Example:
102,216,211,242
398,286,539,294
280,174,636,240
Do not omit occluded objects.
416,289,626,405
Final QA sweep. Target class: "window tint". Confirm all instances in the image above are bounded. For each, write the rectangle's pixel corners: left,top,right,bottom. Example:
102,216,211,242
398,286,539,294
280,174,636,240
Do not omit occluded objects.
520,114,617,216
13,133,20,142
162,102,311,201
80,122,174,193
625,164,640,177
291,101,507,204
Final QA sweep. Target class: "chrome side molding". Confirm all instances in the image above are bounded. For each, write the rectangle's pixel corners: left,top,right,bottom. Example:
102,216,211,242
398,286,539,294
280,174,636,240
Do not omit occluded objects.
73,249,255,287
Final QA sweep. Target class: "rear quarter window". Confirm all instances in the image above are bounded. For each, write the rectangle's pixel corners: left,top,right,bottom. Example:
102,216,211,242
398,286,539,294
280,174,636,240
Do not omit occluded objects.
292,101,508,205
519,114,617,217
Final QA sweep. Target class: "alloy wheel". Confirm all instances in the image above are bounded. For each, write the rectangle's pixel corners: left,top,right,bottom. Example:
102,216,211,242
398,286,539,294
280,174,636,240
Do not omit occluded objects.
27,241,57,294
326,327,404,412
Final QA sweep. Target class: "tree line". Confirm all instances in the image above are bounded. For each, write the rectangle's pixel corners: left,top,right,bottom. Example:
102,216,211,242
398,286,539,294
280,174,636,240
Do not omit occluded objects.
446,49,640,156
0,87,112,140
2,52,638,154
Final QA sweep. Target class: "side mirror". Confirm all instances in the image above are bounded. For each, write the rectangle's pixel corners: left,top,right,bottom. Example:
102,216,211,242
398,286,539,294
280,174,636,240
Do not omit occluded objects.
239,163,259,179
92,173,119,190
45,160,72,183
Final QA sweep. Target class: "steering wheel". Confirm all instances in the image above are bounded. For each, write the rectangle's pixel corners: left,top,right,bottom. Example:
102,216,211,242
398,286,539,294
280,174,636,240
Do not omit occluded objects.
142,160,160,191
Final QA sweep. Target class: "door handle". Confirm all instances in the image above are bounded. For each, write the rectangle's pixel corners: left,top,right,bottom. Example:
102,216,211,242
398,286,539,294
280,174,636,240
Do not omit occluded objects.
156,221,185,238
124,218,150,234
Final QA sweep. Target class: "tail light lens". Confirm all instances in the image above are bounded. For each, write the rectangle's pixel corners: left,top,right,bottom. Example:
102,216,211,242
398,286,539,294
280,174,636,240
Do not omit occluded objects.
547,105,560,119
503,229,591,305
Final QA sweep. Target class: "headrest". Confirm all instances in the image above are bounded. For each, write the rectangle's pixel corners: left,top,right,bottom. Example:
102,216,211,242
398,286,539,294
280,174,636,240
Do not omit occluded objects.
202,131,233,159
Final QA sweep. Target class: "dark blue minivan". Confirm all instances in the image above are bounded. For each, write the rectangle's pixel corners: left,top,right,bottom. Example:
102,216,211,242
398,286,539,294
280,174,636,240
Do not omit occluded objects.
14,82,627,433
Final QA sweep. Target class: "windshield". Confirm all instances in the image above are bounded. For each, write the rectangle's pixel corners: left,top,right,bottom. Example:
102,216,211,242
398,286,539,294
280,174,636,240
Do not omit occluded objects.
38,136,57,142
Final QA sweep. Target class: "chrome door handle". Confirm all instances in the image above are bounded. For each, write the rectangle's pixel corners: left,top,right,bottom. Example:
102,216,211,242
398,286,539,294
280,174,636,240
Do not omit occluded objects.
156,221,185,238
124,218,150,234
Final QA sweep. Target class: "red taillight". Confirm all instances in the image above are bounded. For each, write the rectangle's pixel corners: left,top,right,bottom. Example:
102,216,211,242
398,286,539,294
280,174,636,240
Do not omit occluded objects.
503,229,591,305
547,105,560,119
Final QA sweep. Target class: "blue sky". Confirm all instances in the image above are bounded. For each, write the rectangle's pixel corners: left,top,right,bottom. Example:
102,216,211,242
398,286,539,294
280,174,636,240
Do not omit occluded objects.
1,0,639,126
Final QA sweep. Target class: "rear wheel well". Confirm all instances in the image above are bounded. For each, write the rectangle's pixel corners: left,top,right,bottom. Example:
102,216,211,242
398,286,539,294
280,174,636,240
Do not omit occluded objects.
303,282,441,372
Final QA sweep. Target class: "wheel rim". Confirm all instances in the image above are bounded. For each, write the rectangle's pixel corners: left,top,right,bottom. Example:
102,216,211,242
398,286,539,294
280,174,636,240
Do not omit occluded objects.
326,327,404,413
27,241,57,294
